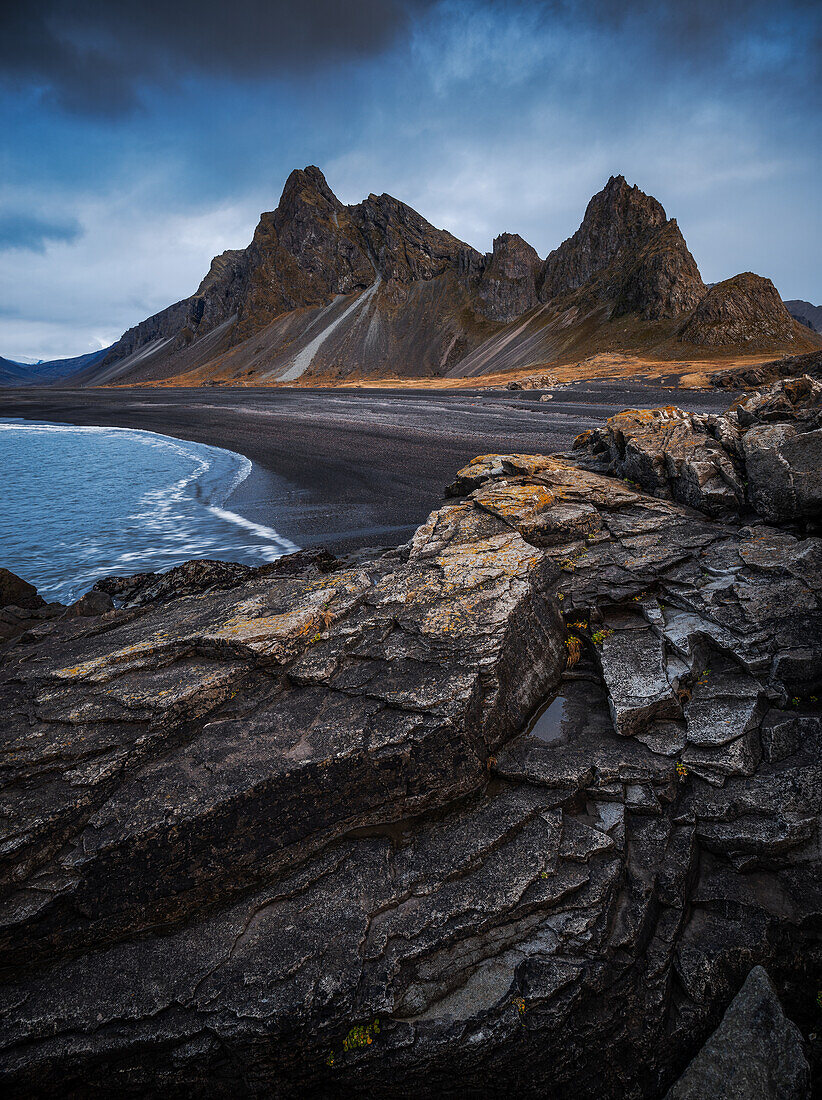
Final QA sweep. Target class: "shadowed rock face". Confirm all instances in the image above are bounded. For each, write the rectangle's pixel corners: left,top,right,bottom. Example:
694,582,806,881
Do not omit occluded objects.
611,219,706,321
1,410,821,1097
538,176,705,321
665,966,810,1099
477,233,541,323
786,299,822,334
539,175,668,299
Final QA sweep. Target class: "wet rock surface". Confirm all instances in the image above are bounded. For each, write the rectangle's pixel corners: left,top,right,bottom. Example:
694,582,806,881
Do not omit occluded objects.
1,436,821,1098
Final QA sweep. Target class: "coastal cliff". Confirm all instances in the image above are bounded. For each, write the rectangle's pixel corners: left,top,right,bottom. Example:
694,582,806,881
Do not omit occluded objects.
1,380,820,1097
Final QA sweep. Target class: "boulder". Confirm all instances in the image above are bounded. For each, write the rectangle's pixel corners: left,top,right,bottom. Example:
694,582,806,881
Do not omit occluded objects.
0,568,43,611
506,373,559,390
65,590,114,617
665,966,810,1099
573,405,745,517
575,377,822,528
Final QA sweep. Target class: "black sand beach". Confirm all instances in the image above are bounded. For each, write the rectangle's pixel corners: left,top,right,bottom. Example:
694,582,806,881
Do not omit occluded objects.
0,382,730,555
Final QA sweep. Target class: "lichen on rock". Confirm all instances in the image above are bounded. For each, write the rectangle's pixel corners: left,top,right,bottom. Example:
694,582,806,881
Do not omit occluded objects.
1,406,820,1098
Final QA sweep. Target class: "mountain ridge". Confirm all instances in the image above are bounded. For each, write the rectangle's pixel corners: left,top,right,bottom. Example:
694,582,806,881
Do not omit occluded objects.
785,299,822,333
9,169,820,387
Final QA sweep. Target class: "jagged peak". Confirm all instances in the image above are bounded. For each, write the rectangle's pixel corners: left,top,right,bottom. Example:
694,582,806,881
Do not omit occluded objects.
492,231,537,252
277,165,342,214
539,175,672,300
585,174,667,225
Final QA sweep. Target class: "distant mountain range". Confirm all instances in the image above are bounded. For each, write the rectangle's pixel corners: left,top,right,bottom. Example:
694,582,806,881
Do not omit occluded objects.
5,170,820,386
785,299,822,334
0,348,107,387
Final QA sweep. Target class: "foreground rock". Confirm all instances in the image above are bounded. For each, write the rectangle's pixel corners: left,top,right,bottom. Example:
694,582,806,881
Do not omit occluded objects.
0,568,63,645
575,376,822,529
0,436,820,1097
665,966,810,1099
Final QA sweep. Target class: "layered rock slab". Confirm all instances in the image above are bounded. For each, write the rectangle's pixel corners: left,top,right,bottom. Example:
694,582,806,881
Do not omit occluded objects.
0,447,820,1098
575,376,822,529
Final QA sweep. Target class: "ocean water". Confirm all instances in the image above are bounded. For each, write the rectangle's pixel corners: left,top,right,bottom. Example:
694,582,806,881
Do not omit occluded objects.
0,418,299,603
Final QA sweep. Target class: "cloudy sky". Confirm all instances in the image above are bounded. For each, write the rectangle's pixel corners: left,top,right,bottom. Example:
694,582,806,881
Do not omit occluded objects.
1,0,820,362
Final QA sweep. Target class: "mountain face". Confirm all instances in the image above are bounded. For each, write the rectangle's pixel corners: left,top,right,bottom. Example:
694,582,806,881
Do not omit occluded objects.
476,233,541,322
785,299,822,334
536,175,705,322
679,273,798,348
50,168,821,387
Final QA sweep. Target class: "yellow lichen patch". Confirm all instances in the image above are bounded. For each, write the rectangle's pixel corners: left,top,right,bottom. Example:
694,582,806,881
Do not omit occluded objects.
53,639,176,681
472,483,556,528
607,406,684,428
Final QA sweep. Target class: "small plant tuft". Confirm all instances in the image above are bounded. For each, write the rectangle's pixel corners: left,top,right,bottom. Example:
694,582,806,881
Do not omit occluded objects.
565,635,582,667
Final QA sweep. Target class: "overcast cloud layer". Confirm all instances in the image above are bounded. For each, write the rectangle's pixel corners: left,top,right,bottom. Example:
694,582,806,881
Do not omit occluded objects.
1,0,820,361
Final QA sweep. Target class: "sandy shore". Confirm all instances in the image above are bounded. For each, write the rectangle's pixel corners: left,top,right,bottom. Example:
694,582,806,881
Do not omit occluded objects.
0,382,731,555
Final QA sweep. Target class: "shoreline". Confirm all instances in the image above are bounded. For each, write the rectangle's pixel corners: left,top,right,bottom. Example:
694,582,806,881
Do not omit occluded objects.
0,381,733,558
0,416,301,601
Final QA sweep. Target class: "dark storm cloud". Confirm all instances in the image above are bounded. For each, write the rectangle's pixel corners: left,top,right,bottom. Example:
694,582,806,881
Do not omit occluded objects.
3,0,818,117
541,0,821,76
0,213,82,253
0,0,431,115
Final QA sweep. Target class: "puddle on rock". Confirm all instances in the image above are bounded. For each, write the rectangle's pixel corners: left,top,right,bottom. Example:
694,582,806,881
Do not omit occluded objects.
524,694,569,745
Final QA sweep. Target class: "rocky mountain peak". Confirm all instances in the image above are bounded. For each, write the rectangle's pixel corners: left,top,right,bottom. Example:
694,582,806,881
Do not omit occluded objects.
539,174,668,300
490,232,541,272
80,166,816,388
476,233,541,322
354,190,480,284
276,165,342,218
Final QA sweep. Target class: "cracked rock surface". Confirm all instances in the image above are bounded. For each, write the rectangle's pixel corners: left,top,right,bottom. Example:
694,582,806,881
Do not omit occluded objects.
575,375,822,529
0,428,820,1097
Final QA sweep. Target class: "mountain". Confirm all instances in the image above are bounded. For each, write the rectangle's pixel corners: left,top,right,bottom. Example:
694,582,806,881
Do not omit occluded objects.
785,299,822,333
679,273,798,347
43,169,822,386
0,348,109,387
537,175,705,319
0,357,35,386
